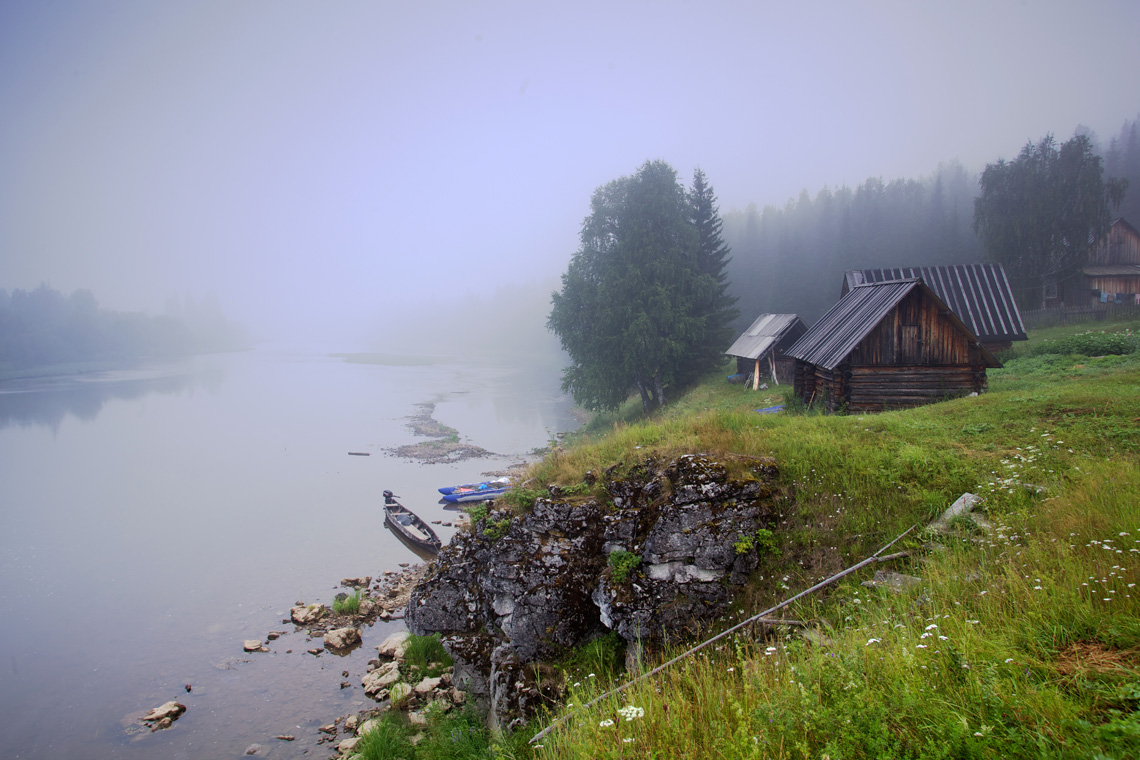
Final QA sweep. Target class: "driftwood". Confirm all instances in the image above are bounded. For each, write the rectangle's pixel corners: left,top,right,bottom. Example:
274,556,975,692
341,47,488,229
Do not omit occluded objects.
529,524,918,744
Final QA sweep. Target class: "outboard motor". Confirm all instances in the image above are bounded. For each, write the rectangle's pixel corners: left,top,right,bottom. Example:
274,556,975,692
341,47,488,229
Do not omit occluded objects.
383,489,396,504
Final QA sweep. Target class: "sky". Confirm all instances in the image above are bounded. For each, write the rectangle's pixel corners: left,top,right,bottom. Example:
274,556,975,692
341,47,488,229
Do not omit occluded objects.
2,0,1139,347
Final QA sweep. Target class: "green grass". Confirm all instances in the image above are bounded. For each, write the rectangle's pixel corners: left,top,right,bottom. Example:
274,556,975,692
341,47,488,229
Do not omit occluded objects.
333,588,365,615
403,634,455,679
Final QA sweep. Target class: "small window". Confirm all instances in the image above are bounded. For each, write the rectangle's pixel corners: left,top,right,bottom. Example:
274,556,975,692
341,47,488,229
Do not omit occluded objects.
1044,282,1058,299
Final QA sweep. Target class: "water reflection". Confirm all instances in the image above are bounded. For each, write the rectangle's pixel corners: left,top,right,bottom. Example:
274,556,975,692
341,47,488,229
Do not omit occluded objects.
0,360,226,431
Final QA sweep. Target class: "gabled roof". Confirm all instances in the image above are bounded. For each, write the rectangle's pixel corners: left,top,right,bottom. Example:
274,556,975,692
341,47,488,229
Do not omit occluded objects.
725,314,806,360
843,263,1026,343
787,278,1000,371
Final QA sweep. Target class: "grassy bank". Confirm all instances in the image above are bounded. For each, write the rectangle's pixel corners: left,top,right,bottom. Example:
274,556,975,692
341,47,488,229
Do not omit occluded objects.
373,319,1140,758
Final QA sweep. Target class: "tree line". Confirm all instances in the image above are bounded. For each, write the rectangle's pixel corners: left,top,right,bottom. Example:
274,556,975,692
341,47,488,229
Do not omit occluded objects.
721,162,984,326
0,284,248,372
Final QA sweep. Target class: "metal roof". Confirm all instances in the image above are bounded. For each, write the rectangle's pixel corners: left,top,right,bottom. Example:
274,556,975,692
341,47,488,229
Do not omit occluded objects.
786,278,1000,371
1084,264,1140,276
725,313,805,360
843,263,1027,343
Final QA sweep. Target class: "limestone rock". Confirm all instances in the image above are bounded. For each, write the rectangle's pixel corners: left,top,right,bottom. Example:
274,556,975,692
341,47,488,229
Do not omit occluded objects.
406,453,780,729
362,661,400,696
376,630,410,659
389,682,413,706
337,736,360,755
414,676,442,695
290,603,325,626
242,640,264,652
324,627,362,651
341,576,371,588
140,701,186,725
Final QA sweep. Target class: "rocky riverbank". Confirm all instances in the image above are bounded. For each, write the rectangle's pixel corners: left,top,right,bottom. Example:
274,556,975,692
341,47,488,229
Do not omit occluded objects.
406,453,783,729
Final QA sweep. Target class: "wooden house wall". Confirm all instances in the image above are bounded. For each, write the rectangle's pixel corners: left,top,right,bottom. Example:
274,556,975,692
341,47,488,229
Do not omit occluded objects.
1093,222,1140,265
847,289,975,367
791,289,989,413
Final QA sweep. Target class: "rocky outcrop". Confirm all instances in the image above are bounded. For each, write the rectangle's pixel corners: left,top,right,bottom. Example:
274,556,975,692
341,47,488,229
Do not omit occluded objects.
406,453,779,729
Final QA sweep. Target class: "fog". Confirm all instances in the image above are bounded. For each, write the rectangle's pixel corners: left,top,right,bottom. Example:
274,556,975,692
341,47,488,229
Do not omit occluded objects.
3,1,1138,350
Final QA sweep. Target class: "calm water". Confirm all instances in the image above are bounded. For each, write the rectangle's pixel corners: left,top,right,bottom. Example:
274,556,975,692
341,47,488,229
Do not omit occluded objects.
0,348,576,758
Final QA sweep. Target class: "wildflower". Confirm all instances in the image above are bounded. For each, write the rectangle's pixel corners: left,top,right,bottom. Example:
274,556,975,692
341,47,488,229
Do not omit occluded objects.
916,644,928,649
866,638,881,646
726,667,735,673
939,636,949,641
599,719,614,727
618,705,644,721
925,624,938,630
1034,586,1043,590
1005,658,1014,663
623,738,635,743
967,620,979,624
588,673,595,678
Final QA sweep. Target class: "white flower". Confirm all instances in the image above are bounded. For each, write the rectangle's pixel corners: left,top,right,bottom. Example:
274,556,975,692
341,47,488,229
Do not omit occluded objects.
623,737,635,743
1005,658,1014,663
599,719,614,727
866,638,881,645
618,706,645,721
925,624,938,630
939,636,949,641
916,644,928,649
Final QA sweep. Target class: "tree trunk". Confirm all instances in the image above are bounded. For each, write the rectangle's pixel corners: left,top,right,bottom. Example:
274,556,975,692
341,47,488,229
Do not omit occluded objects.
635,376,653,411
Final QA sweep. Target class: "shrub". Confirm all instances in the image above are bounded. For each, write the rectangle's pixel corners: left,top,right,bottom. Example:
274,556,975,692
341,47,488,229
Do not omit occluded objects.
608,549,642,583
733,527,780,556
1026,329,1138,357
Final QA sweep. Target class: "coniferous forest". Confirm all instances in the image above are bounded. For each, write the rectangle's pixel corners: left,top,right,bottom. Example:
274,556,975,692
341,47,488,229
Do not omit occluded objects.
722,114,1140,329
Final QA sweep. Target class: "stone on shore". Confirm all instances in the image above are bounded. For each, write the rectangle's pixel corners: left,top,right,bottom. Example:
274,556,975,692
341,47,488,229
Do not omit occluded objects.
140,700,186,728
362,661,400,696
243,640,265,652
341,576,371,588
324,627,362,650
376,630,409,659
291,603,325,626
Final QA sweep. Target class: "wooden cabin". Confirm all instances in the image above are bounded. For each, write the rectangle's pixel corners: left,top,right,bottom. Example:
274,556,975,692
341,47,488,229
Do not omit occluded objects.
786,278,1001,414
1082,217,1140,306
725,314,807,389
842,263,1026,353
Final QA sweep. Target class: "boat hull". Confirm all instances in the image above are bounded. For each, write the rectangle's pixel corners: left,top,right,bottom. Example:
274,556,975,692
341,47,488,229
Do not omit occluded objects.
440,487,509,504
383,499,442,554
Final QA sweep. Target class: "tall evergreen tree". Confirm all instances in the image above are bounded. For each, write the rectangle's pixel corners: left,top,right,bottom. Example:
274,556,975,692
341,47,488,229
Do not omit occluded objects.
548,161,735,412
683,168,738,383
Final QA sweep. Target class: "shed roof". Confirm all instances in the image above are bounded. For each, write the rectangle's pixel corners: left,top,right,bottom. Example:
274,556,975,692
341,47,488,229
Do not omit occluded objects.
725,313,805,360
787,278,1000,371
843,263,1026,343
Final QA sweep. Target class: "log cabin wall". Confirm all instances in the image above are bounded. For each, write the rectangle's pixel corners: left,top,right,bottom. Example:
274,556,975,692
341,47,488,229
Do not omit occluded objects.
794,288,988,413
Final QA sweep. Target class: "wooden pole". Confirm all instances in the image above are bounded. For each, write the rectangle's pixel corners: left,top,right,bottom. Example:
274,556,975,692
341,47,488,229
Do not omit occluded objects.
753,358,760,390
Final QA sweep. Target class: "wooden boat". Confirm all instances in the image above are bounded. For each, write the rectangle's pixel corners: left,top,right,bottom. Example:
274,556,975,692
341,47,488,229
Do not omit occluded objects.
382,490,442,553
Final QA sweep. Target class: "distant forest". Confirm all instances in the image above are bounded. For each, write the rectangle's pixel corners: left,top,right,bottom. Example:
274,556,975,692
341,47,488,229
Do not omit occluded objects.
0,284,248,373
723,114,1140,329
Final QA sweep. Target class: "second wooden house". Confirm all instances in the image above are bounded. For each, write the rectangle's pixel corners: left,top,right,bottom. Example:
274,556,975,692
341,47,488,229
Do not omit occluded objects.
785,278,1001,413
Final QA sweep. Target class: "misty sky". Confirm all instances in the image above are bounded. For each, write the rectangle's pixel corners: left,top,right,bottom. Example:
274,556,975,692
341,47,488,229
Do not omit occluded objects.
3,1,1139,346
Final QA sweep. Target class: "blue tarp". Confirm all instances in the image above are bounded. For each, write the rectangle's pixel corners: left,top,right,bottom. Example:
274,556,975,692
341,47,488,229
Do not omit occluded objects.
754,405,784,414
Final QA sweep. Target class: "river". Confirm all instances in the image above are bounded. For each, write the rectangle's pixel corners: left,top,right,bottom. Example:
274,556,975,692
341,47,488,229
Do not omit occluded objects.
0,347,577,759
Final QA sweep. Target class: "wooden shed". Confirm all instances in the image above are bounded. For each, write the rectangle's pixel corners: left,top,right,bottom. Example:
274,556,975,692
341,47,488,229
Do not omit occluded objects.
725,314,807,389
785,278,1001,413
1083,217,1140,306
842,263,1026,353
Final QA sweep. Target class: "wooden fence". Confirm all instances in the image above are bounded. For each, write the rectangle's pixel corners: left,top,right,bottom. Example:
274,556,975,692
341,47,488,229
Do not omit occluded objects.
1020,303,1140,330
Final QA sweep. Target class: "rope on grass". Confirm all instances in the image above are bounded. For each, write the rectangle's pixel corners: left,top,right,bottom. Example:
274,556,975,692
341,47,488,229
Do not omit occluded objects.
528,523,919,745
